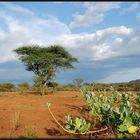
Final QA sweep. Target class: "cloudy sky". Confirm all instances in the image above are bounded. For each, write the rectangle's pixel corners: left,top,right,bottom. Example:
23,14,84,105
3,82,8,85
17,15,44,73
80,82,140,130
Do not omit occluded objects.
0,2,140,85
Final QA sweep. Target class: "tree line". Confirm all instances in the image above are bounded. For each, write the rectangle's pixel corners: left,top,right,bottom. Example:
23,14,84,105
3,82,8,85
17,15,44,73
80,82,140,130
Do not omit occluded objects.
0,80,140,93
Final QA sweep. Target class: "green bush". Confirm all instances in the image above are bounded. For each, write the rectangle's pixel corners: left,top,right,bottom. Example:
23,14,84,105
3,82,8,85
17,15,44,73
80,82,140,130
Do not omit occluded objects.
0,83,15,92
55,84,78,91
80,84,140,138
17,82,31,93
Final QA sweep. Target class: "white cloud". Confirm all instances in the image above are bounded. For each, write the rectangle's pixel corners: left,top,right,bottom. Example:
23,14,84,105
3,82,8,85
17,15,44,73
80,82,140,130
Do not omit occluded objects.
1,3,140,65
69,2,121,28
99,67,140,83
52,2,65,4
1,2,140,84
83,2,121,12
0,3,71,63
121,2,139,15
2,2,34,16
53,26,137,61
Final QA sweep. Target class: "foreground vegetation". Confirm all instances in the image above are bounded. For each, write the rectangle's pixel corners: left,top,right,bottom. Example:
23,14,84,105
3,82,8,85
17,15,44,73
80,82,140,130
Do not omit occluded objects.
46,84,140,138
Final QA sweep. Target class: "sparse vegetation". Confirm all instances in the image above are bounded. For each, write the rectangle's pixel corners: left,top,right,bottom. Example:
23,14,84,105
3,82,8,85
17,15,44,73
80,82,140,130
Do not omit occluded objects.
55,84,78,91
11,111,20,131
10,111,21,138
0,79,140,94
0,92,9,97
17,82,30,93
10,129,18,138
0,83,15,92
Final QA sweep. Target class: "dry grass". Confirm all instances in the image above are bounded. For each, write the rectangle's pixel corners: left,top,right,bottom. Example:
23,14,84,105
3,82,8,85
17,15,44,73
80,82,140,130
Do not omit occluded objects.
10,111,20,138
25,125,38,138
12,111,20,130
10,129,18,138
0,92,8,96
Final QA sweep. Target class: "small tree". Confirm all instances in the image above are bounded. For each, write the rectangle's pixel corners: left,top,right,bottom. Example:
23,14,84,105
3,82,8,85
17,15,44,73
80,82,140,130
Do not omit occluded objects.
14,45,78,95
73,78,84,88
46,81,58,93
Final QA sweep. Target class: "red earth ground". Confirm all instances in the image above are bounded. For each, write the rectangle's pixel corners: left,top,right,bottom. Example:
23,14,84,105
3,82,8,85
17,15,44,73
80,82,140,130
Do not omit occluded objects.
0,91,138,138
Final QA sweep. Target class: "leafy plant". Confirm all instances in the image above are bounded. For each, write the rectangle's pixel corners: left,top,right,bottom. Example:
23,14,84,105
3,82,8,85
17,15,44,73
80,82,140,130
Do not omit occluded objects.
134,91,140,108
115,93,132,121
131,111,140,128
118,117,132,132
80,84,94,111
81,85,118,127
46,83,140,138
118,117,139,138
80,84,140,138
65,115,91,133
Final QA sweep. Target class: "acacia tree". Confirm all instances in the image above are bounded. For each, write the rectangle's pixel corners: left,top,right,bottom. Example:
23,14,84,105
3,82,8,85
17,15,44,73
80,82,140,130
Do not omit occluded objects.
14,45,78,95
73,78,84,88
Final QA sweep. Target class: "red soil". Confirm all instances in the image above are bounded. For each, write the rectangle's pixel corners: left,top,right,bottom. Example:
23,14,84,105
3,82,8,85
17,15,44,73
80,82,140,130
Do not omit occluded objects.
0,91,90,138
0,91,135,138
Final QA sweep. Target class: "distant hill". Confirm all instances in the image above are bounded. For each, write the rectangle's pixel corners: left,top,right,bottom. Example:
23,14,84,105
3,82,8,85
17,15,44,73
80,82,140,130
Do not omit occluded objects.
93,79,140,91
110,79,140,85
128,79,140,84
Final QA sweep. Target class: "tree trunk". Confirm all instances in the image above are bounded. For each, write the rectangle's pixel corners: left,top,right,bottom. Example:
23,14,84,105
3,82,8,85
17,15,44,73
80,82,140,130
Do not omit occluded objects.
42,81,46,96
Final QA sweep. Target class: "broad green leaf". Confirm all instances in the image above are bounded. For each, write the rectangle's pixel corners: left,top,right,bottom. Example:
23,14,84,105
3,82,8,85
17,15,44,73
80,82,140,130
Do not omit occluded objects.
75,118,81,129
89,109,97,116
118,124,128,132
135,111,140,118
65,124,71,130
79,123,90,133
124,117,132,128
126,101,130,108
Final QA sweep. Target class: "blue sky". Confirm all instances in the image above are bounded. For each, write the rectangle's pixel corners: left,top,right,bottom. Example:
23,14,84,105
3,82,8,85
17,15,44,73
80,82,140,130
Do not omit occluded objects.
0,2,140,85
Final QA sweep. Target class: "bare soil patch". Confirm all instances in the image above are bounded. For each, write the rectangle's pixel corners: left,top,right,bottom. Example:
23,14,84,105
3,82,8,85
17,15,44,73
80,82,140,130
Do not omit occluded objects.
0,91,91,138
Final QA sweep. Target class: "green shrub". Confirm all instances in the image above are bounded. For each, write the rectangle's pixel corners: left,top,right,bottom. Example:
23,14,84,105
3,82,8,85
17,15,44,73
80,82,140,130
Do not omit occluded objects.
0,83,15,92
17,82,31,93
65,115,91,133
80,84,140,138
